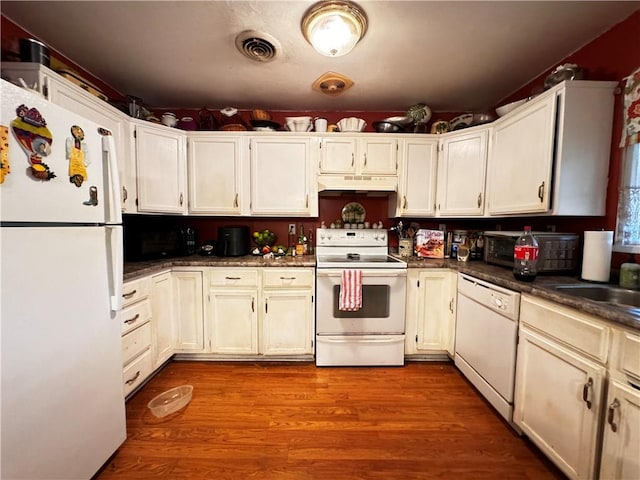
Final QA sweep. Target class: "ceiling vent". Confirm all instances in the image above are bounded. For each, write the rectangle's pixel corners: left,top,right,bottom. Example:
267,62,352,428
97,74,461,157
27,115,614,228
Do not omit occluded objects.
312,71,354,96
235,30,279,62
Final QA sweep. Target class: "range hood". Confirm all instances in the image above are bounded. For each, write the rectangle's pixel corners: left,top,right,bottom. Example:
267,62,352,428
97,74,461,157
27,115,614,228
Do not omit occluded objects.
317,174,398,193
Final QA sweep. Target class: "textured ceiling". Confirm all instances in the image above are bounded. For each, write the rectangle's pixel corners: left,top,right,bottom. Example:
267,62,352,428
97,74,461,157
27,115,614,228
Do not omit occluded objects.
2,1,638,112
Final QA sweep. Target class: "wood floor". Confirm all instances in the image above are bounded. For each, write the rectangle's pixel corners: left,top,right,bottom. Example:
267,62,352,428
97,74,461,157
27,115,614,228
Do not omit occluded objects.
95,361,566,480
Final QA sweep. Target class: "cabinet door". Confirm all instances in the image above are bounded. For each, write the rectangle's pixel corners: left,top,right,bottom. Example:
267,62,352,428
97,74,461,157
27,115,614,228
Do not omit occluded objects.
188,135,245,215
514,326,605,480
437,128,488,216
208,289,258,354
599,380,640,480
136,123,187,214
151,272,174,367
395,138,437,217
34,69,135,213
487,95,556,215
408,270,456,355
262,291,313,355
173,270,204,352
319,137,357,174
249,137,316,216
360,137,398,175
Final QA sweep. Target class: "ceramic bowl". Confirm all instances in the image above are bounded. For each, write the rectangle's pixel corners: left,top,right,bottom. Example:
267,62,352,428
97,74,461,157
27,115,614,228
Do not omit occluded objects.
337,117,366,132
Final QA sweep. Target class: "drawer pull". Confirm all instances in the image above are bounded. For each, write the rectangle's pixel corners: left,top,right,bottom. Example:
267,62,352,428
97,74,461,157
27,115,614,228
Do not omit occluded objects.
279,276,297,280
122,289,137,299
607,398,620,432
224,276,242,281
582,377,593,409
124,313,140,325
125,370,141,385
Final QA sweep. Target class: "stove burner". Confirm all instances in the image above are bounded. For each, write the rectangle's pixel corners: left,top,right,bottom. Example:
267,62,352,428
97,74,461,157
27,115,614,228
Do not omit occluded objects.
347,253,360,260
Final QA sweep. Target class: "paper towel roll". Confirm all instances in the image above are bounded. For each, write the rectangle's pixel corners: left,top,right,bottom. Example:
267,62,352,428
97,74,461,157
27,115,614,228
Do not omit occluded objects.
581,231,613,282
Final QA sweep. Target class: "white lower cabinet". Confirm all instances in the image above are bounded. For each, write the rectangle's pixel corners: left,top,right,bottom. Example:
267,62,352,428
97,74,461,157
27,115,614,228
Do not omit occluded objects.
172,269,205,352
262,269,314,356
600,328,640,480
514,295,609,480
405,269,456,356
150,271,175,367
121,276,153,397
599,380,640,480
206,267,315,357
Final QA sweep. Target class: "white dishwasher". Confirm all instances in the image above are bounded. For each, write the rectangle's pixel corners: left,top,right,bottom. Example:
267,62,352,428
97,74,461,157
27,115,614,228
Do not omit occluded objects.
455,273,521,430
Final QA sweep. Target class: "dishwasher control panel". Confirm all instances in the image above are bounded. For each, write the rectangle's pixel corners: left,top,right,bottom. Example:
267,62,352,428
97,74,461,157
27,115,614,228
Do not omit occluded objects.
458,273,521,320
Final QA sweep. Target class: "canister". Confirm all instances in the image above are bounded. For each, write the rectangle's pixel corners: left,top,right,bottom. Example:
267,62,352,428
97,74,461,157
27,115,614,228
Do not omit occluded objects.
619,262,640,290
19,38,50,67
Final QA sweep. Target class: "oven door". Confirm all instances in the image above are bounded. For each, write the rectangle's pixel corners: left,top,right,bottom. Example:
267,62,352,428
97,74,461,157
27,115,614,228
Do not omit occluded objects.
316,269,407,335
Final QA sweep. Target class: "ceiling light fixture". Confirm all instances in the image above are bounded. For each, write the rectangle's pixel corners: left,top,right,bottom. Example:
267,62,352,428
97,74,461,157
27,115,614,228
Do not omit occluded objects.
301,1,368,57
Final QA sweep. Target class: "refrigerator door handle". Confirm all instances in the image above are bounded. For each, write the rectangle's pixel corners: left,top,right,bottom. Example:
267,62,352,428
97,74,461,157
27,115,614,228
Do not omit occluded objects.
107,225,123,312
102,134,123,225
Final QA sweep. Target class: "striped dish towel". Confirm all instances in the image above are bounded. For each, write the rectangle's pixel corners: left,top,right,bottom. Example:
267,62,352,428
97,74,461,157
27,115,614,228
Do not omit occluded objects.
339,269,363,311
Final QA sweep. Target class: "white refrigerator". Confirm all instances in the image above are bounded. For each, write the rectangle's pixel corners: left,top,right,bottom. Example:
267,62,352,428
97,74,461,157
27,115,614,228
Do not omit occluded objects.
0,80,126,478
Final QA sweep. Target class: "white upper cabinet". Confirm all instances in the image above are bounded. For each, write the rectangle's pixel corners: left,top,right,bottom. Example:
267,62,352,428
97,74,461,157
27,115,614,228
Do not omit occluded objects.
249,136,318,217
319,134,398,175
1,63,136,213
135,121,187,214
436,127,489,217
392,137,438,217
187,134,246,215
487,80,617,216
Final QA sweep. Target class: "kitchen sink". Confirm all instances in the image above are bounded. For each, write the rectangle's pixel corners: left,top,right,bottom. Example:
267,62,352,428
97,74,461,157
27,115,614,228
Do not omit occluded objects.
549,284,640,308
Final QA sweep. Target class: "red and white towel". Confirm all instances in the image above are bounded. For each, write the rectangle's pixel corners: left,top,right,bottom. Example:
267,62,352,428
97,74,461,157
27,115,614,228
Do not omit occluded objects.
339,269,363,311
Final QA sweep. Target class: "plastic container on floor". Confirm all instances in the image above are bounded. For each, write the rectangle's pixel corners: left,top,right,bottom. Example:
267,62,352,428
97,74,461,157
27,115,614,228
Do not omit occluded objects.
147,385,193,417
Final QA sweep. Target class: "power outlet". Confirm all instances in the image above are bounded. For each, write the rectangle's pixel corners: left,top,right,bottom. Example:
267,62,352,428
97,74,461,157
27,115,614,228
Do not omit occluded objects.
288,224,296,235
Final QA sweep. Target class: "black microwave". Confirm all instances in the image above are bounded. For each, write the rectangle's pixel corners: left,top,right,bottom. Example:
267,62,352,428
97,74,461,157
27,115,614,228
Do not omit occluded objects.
125,226,197,261
483,231,579,273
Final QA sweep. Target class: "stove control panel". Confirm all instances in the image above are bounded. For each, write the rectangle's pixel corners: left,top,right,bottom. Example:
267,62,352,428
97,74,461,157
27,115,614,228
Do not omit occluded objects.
316,228,388,247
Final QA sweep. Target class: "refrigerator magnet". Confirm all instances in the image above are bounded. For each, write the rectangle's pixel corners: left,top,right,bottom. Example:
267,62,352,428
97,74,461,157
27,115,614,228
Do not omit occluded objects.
1,125,10,184
66,125,89,187
10,104,56,180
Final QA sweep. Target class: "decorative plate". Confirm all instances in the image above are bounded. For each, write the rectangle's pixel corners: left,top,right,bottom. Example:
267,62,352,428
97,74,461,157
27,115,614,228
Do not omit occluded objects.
341,202,366,224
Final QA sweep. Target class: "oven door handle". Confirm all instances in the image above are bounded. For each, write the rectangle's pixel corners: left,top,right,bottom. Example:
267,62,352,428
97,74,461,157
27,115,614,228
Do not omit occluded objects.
317,270,407,277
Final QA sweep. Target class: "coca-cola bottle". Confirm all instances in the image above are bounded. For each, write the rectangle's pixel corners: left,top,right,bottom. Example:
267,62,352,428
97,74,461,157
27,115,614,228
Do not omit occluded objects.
513,226,539,282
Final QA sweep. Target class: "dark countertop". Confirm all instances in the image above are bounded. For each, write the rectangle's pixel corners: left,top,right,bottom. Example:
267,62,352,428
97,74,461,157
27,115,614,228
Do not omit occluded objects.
403,256,639,331
124,254,317,280
124,254,639,331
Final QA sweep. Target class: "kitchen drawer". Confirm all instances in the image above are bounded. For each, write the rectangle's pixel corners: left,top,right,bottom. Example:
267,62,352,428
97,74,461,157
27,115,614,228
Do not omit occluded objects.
122,349,153,397
122,276,152,307
210,268,259,288
263,268,314,288
617,329,640,381
121,298,152,335
520,295,610,364
122,322,151,366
